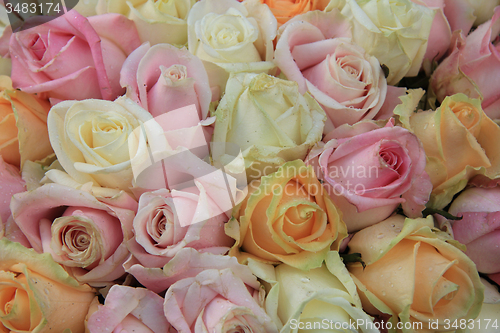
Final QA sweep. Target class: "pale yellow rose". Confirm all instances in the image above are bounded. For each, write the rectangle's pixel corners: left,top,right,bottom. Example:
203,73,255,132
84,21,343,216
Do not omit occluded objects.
0,76,52,168
96,0,195,45
0,238,95,332
212,72,326,181
395,91,500,209
347,215,484,332
187,0,277,76
328,0,434,84
248,252,378,333
47,97,153,191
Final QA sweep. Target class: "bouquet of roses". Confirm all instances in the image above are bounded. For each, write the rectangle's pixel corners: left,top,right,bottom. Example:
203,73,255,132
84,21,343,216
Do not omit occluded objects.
0,0,499,332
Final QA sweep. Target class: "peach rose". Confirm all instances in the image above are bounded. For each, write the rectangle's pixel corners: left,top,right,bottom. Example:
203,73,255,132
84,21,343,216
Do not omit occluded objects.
261,0,331,25
395,92,500,209
0,76,52,168
0,238,95,332
227,159,347,270
347,215,484,330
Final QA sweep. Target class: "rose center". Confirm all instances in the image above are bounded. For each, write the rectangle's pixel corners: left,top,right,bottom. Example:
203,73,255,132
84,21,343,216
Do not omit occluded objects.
343,64,360,78
29,35,46,61
450,102,478,129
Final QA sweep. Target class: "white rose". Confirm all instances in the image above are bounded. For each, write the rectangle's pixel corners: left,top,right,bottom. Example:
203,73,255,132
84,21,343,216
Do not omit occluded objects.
187,0,277,74
96,0,195,45
47,97,152,191
331,0,434,84
249,252,378,333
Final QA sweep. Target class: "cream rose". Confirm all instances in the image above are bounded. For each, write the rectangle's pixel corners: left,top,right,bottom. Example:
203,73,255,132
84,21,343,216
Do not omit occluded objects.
212,73,326,181
0,238,95,332
330,0,435,84
187,0,277,74
47,97,153,191
96,0,195,45
249,252,378,333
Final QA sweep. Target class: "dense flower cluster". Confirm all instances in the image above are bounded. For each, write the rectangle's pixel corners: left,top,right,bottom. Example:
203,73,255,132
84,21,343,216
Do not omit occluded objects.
0,0,499,332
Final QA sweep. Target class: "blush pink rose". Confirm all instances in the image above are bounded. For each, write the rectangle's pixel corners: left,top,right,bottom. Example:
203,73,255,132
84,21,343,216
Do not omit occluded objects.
275,10,403,131
163,250,278,333
123,186,234,291
10,183,137,285
448,186,500,282
0,156,25,226
307,120,431,232
431,7,500,120
87,285,170,333
120,43,212,119
9,11,141,102
412,0,452,62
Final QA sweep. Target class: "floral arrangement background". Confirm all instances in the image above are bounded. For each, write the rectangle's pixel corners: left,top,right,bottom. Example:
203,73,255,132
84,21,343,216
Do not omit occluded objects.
0,0,499,332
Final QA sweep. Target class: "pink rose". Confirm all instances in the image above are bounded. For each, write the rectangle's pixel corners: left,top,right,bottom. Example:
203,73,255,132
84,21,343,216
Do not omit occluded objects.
163,250,278,333
10,182,137,284
0,156,25,226
307,120,431,232
275,10,402,131
120,43,212,119
448,186,500,282
412,0,452,62
123,186,234,291
87,285,170,333
443,0,500,36
9,11,141,102
431,7,500,119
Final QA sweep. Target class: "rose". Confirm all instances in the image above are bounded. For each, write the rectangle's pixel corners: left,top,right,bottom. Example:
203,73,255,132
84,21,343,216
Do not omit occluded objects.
120,42,212,119
9,11,141,102
96,0,194,45
212,72,326,181
10,181,137,284
347,215,484,330
0,76,52,168
395,92,500,209
330,0,434,84
275,10,391,130
123,186,234,291
87,285,170,332
47,97,153,191
227,160,347,270
261,0,332,25
443,0,500,36
187,0,277,74
0,238,95,332
249,252,378,333
411,0,452,63
447,186,500,281
0,156,25,231
307,119,431,232
163,251,278,333
430,8,500,120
